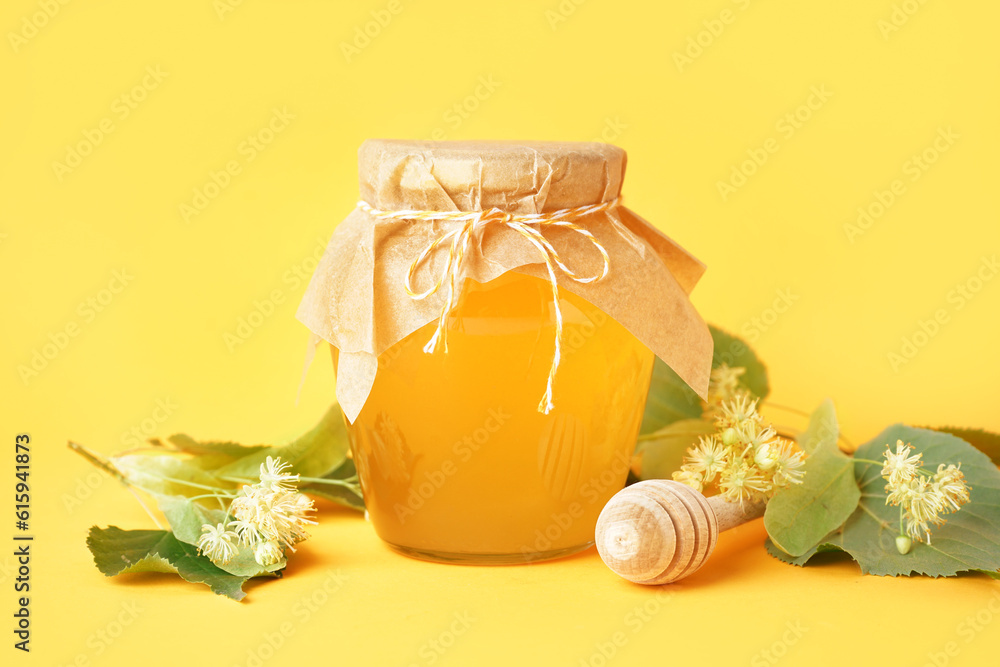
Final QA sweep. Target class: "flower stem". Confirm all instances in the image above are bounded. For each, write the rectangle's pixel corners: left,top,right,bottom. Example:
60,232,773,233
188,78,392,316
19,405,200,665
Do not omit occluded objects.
297,476,359,487
67,441,130,486
128,488,164,529
67,441,166,529
187,492,237,502
762,401,856,449
853,458,932,476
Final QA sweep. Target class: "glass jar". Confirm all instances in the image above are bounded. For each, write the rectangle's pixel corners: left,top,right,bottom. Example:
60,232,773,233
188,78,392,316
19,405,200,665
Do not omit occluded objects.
298,139,712,565
336,270,654,563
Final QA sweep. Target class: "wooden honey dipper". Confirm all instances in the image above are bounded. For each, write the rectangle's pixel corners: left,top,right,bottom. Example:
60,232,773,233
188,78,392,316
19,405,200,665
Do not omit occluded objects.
595,479,766,584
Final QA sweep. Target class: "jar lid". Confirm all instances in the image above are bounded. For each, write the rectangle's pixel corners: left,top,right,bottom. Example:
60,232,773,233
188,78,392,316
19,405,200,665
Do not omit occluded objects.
358,139,626,212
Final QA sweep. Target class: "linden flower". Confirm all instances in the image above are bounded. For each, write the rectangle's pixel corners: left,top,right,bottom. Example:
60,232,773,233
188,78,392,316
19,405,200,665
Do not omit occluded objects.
881,440,922,488
739,423,778,459
771,442,806,487
717,394,762,431
258,455,299,491
933,464,970,512
673,467,703,491
710,364,745,396
685,435,728,483
753,441,778,469
719,462,771,508
197,522,239,565
903,475,945,526
882,444,971,546
254,540,284,567
706,364,746,413
230,486,316,553
198,455,317,567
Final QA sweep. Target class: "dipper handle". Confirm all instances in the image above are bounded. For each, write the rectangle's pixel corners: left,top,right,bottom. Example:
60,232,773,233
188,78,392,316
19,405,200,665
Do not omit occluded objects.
595,480,766,585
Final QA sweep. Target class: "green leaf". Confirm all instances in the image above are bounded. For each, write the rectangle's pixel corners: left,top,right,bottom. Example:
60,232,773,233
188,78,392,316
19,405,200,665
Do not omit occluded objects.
640,325,769,434
765,401,860,556
633,419,716,481
164,434,270,459
774,425,1000,577
110,452,229,498
639,358,704,434
156,495,285,577
708,326,770,400
301,459,365,511
926,426,1000,466
87,526,252,600
213,405,349,481
797,398,839,454
765,537,844,566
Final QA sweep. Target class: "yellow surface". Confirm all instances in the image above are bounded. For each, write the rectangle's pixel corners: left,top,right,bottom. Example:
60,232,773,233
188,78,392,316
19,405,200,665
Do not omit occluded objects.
2,0,999,665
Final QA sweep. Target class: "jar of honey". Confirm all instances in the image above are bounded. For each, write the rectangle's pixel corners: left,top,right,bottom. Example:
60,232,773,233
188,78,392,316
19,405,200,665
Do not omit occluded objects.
298,140,712,564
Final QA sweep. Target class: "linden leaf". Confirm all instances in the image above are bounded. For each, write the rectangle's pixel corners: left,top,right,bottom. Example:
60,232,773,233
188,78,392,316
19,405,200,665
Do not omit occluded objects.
633,419,716,481
163,434,270,459
87,526,252,600
110,451,229,498
765,401,860,557
640,358,703,434
797,398,839,454
708,326,770,399
926,426,1000,466
640,325,769,434
768,425,1000,577
765,537,843,566
213,405,349,481
300,458,365,511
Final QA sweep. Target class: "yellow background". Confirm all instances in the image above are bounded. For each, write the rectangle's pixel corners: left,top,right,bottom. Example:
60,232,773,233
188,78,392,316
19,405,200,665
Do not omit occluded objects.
3,0,999,665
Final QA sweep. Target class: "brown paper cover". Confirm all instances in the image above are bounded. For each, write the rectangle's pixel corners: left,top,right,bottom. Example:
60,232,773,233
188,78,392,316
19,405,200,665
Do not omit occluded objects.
297,140,713,422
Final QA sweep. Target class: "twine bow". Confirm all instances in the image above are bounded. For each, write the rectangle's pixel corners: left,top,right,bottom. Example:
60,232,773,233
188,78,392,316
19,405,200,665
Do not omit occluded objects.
357,198,617,414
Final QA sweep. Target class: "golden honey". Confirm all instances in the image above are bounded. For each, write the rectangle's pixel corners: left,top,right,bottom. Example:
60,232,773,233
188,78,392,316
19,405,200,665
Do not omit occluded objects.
337,270,654,563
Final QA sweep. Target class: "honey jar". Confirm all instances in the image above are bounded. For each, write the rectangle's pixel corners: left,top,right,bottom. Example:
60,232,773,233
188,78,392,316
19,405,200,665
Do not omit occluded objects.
298,140,712,563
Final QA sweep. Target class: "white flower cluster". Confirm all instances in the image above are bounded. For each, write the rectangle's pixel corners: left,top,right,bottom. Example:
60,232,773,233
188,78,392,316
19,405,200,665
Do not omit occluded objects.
197,456,316,567
673,374,806,508
881,440,970,546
